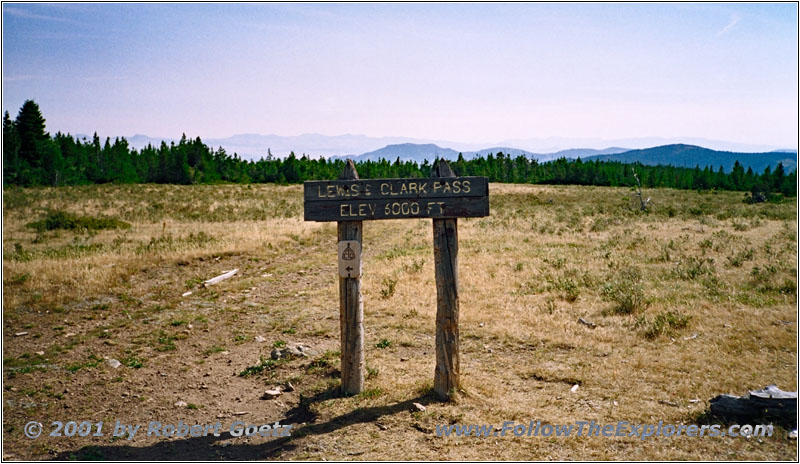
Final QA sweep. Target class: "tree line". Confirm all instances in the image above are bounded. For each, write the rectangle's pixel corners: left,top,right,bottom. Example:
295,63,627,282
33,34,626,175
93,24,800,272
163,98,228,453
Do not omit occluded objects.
3,100,795,198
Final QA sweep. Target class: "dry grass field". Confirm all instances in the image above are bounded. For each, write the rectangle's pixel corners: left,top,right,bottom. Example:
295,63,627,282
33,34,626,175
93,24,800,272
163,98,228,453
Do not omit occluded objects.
2,182,797,460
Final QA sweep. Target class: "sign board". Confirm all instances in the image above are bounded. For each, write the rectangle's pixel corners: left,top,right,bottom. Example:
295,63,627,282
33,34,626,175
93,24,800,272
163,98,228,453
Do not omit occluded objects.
304,177,489,222
338,240,362,278
303,160,488,397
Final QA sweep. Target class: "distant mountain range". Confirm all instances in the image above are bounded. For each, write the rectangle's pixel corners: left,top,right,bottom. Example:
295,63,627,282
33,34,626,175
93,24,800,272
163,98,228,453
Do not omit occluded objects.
331,143,796,173
582,144,796,174
115,133,476,160
335,144,632,164
90,132,795,173
109,132,795,159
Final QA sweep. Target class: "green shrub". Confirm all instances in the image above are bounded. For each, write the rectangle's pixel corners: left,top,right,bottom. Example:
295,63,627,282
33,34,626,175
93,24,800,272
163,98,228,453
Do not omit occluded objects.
602,267,648,314
27,210,130,232
556,277,580,302
674,256,714,280
726,248,754,267
239,357,277,377
637,311,691,339
380,277,397,299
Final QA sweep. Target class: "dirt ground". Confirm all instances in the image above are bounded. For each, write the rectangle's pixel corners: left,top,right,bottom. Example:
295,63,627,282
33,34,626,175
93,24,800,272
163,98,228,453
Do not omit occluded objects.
2,183,797,460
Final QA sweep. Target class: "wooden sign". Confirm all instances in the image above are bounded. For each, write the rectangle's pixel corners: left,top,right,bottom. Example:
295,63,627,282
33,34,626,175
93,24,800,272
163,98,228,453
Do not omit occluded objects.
304,177,489,222
338,240,361,278
304,159,487,400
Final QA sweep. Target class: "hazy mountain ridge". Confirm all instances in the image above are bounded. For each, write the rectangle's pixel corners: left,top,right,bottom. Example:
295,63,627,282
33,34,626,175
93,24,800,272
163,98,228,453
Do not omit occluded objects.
111,132,796,173
116,132,796,160
119,133,480,159
583,144,796,173
344,143,796,174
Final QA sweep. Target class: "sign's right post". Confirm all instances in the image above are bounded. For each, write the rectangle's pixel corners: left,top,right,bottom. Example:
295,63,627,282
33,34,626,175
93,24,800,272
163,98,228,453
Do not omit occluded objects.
431,159,460,400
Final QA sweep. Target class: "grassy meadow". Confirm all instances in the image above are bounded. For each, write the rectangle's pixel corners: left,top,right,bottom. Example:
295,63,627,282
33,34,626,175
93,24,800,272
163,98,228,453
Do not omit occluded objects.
2,182,797,460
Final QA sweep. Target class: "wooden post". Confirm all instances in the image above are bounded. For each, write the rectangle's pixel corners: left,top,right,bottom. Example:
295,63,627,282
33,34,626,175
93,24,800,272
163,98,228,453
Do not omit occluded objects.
338,160,364,395
303,162,488,399
432,159,460,400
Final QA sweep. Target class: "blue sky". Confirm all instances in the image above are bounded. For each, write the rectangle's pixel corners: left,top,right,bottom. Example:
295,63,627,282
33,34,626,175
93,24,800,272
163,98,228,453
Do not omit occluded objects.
2,3,797,147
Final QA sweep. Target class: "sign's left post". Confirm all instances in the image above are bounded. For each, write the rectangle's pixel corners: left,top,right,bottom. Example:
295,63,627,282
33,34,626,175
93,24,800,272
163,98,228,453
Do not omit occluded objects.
337,160,365,395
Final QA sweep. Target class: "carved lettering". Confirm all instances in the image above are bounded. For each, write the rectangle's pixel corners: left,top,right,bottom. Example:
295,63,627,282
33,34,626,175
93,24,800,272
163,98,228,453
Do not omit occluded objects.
304,177,488,221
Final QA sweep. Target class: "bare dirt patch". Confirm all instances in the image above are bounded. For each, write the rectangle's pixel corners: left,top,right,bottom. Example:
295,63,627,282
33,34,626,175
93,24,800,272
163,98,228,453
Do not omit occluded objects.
3,183,797,460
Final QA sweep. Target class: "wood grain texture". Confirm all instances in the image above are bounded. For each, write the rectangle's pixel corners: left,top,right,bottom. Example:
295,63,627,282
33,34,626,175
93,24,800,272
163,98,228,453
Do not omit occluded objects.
304,177,488,202
304,176,489,222
305,196,489,222
338,160,364,395
432,159,460,400
710,386,796,425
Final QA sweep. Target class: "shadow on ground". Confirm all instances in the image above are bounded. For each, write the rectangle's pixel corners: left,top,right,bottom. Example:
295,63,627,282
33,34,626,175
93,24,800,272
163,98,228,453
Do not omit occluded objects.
54,387,437,460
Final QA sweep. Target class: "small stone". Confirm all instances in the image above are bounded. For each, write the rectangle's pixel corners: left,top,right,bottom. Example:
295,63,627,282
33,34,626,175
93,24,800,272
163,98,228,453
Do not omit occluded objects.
570,384,579,393
107,359,122,369
35,351,45,356
255,336,266,343
181,291,193,297
411,402,426,412
689,398,701,404
288,343,309,357
400,357,408,362
65,332,76,337
272,343,310,359
232,411,248,416
789,429,797,439
174,400,187,407
479,323,484,327
263,389,282,399
613,400,619,406
14,332,28,337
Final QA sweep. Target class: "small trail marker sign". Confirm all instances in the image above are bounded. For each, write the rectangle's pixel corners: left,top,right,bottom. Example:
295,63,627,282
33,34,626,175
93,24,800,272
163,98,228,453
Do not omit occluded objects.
304,159,489,400
338,241,361,278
